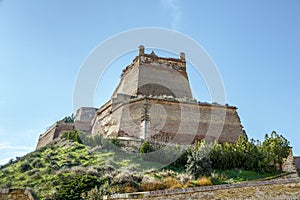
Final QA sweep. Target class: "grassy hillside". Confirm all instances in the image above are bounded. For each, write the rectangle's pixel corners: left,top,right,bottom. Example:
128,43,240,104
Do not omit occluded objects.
0,137,283,200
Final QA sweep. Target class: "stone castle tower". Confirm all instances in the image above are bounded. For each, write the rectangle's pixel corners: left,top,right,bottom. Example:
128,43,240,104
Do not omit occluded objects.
36,46,245,149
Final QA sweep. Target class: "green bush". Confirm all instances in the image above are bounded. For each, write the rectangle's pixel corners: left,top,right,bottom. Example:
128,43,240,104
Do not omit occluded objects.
62,130,83,144
20,162,32,173
110,138,123,148
140,141,153,155
63,114,74,123
186,140,213,178
262,131,290,169
32,158,44,168
80,133,103,147
54,174,101,200
210,132,290,173
140,141,187,167
81,186,102,200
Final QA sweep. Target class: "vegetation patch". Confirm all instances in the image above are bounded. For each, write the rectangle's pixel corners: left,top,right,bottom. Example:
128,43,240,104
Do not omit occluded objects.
0,131,290,199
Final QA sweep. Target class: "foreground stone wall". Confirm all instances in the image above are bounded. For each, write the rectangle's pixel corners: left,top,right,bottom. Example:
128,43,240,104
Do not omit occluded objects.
0,189,36,200
105,178,300,200
92,97,244,144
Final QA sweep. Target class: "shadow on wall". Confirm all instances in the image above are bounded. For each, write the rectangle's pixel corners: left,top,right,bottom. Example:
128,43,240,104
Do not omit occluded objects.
294,156,300,172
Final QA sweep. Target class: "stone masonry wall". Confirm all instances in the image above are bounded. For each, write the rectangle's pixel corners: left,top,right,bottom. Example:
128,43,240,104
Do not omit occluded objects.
74,107,97,132
112,61,139,98
0,189,36,200
92,97,244,144
36,122,74,149
35,123,57,149
137,64,192,99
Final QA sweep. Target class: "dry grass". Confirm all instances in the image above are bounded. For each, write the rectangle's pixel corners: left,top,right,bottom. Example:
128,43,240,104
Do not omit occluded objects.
163,177,183,189
140,176,183,191
198,176,212,186
121,183,137,193
140,180,165,191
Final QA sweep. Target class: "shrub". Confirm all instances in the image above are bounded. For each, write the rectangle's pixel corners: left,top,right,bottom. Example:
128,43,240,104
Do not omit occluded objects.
140,141,187,167
54,174,101,200
62,130,83,144
27,169,40,176
140,141,153,155
32,159,44,168
63,114,74,123
112,169,143,190
20,162,32,173
81,186,102,200
262,131,290,169
110,138,123,148
186,140,213,178
140,176,166,191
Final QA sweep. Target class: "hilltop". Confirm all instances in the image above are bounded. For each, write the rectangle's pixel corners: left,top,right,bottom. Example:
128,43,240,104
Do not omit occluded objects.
0,131,295,199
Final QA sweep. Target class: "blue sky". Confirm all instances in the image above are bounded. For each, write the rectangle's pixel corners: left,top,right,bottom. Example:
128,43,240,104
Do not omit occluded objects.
0,0,300,164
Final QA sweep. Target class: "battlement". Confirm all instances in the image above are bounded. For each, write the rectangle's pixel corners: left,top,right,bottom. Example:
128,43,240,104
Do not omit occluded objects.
121,46,186,77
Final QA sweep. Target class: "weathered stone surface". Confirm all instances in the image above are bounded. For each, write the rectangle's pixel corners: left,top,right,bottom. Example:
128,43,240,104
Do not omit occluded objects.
294,156,300,171
282,148,299,178
92,97,244,144
113,50,192,99
74,107,97,132
0,188,36,200
36,121,74,149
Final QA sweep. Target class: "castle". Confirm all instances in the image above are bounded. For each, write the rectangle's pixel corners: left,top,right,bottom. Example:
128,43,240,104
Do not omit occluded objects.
36,46,245,149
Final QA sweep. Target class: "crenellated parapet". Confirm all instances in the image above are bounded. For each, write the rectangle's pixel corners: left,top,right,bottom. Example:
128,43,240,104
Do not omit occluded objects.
121,45,187,78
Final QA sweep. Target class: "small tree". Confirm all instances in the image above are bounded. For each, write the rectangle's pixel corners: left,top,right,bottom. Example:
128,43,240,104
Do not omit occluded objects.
262,131,290,169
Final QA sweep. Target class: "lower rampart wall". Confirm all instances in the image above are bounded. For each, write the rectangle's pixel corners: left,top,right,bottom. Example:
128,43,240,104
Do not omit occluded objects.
93,98,245,144
36,122,74,149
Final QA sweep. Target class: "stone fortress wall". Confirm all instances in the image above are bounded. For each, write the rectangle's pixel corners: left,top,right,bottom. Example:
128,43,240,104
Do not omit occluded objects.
91,46,245,144
36,121,74,149
92,96,244,144
36,46,245,149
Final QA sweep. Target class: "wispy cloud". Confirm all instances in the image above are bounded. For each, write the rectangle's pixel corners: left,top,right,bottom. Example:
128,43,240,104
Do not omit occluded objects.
161,0,182,30
0,143,33,151
0,158,10,165
0,143,34,165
